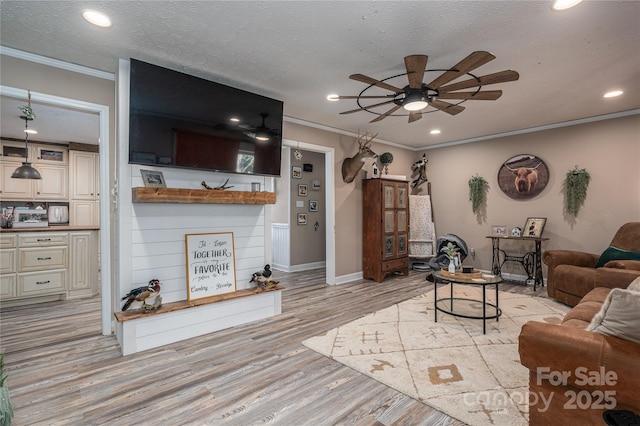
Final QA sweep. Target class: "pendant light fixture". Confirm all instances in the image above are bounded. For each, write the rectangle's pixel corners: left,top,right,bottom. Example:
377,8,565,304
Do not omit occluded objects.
11,91,42,180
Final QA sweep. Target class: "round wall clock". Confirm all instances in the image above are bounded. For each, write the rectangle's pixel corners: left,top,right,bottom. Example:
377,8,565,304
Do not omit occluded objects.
497,154,549,200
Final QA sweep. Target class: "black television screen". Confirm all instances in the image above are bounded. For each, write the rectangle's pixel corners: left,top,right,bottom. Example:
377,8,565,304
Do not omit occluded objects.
129,59,283,177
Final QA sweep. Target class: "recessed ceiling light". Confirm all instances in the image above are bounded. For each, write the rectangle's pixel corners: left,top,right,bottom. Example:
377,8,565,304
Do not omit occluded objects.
603,90,623,98
326,94,339,101
82,10,112,28
552,0,583,11
230,117,240,122
430,129,441,135
24,129,38,134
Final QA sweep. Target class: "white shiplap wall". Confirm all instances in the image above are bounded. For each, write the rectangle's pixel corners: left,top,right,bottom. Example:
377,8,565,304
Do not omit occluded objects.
128,166,274,303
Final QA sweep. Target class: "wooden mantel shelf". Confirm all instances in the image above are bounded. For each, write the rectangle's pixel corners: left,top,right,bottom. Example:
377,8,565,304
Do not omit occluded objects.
132,187,276,204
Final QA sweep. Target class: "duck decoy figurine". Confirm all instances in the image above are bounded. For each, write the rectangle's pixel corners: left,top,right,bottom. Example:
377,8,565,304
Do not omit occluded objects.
121,279,162,312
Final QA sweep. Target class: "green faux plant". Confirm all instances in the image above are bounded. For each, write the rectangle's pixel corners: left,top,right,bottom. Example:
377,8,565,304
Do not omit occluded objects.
0,354,13,426
440,242,460,259
379,152,393,165
468,175,488,214
565,167,590,216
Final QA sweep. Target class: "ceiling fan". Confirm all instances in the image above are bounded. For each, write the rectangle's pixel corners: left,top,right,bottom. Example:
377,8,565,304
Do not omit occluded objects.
334,51,519,123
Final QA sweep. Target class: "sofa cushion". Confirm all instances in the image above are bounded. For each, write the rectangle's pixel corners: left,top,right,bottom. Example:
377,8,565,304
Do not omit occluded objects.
587,287,640,344
595,246,640,268
628,275,640,291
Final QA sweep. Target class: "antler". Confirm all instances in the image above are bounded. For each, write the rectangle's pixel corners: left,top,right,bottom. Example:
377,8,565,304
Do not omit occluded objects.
357,131,378,148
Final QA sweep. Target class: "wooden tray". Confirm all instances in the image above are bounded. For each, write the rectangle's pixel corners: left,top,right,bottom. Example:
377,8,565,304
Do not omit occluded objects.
440,270,483,279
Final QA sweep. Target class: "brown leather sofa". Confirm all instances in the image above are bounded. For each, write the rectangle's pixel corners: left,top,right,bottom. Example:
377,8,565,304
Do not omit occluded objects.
543,222,640,306
519,284,640,425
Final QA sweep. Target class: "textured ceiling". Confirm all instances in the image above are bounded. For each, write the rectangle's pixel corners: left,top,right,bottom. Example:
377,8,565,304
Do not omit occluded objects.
1,1,639,149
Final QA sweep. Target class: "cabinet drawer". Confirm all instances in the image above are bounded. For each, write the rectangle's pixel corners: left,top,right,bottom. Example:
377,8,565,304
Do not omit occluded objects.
382,258,408,272
0,249,16,273
18,270,66,296
0,234,17,248
19,232,69,247
1,274,17,298
19,247,68,272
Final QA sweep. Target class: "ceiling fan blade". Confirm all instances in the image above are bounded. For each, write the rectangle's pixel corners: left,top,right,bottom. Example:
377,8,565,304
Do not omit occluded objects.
438,70,520,93
438,90,503,100
335,95,394,100
339,100,395,115
404,55,428,89
427,51,496,89
350,73,403,93
369,105,402,123
429,100,465,115
408,110,422,123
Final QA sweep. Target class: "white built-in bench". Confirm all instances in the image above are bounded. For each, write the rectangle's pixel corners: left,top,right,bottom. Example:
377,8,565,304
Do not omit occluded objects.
114,286,284,355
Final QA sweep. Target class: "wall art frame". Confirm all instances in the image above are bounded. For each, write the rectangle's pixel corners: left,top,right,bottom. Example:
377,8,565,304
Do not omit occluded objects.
497,154,549,200
309,200,318,212
140,169,166,188
298,184,308,196
297,213,308,225
292,166,302,179
523,217,547,238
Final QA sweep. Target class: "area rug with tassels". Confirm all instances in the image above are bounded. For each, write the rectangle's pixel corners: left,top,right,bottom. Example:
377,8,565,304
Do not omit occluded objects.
302,285,570,425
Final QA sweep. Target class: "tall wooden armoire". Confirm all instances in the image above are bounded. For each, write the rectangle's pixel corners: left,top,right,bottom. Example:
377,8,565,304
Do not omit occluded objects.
363,178,410,282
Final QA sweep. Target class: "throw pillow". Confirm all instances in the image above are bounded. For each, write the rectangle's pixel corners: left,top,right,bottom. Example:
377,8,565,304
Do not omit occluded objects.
587,288,640,344
628,276,640,292
595,246,640,268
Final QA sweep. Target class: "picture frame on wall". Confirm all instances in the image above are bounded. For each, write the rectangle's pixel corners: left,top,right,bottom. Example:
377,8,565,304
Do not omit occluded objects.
491,225,507,236
292,166,302,179
298,184,308,196
309,200,318,212
312,179,321,190
297,213,308,225
524,217,547,237
140,169,166,188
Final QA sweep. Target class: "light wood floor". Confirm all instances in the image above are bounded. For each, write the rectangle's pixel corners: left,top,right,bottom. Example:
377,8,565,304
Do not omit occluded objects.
1,269,547,425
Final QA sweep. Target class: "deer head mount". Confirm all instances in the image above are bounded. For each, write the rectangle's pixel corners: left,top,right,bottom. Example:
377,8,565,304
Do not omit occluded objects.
341,131,378,183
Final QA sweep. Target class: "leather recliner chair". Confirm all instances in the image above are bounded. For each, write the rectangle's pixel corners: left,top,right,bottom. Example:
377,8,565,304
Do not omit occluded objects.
543,222,640,306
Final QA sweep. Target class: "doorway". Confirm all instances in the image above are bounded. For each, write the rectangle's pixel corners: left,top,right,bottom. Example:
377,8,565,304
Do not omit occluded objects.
282,139,336,284
1,85,112,335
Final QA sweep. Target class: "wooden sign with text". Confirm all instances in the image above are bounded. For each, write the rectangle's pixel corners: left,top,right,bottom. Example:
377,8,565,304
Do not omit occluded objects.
185,232,237,300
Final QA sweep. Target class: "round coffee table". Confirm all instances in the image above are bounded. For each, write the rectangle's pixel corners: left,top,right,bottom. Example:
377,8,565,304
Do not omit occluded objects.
431,270,503,334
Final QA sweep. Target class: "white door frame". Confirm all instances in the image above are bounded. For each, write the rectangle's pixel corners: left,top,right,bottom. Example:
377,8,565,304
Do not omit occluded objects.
1,85,112,335
283,139,336,284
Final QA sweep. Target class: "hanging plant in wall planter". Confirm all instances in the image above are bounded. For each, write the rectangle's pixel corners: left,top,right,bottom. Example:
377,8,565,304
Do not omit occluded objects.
468,175,489,214
565,166,590,216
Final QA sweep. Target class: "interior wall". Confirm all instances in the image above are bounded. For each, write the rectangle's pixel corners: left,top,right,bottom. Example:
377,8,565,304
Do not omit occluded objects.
282,121,420,277
423,114,640,275
289,149,326,266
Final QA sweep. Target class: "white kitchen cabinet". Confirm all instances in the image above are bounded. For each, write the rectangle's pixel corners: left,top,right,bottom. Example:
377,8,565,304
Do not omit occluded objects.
1,161,34,199
69,151,99,226
68,231,96,298
70,200,98,227
34,163,68,200
0,230,98,306
70,151,99,200
1,142,69,200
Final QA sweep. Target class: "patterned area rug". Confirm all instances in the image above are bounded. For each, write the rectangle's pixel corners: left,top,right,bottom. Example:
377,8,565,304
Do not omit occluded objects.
302,285,570,425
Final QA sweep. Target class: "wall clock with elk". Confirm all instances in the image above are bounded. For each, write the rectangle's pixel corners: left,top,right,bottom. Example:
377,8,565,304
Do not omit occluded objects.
498,154,549,200
332,51,519,123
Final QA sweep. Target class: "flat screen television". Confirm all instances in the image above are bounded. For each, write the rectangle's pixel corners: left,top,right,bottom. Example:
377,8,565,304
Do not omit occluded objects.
129,58,283,177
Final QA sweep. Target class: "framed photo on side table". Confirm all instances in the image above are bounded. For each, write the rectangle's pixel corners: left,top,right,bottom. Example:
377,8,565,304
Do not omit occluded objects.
140,169,166,188
524,217,547,237
491,225,507,236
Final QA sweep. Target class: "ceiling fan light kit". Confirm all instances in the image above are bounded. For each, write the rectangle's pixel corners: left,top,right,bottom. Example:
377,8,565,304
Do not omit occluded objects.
335,51,519,124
